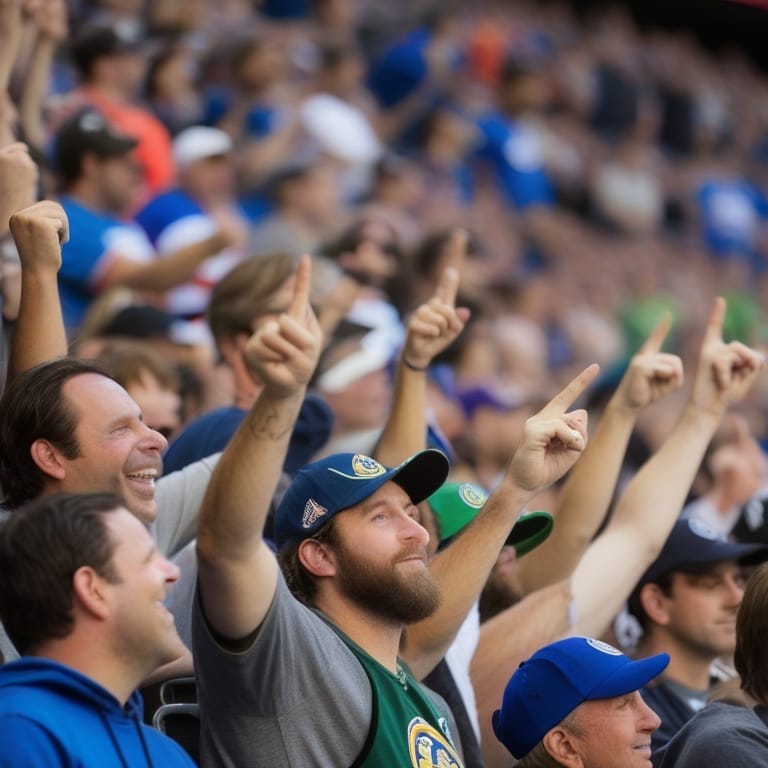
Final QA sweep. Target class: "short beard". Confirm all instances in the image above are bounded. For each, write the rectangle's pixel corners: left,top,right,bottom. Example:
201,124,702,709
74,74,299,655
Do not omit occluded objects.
334,539,441,624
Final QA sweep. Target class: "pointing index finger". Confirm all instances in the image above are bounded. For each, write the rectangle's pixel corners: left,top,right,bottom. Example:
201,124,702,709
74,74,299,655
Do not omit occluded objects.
538,363,600,417
433,265,459,307
287,254,312,319
638,312,672,355
704,296,727,343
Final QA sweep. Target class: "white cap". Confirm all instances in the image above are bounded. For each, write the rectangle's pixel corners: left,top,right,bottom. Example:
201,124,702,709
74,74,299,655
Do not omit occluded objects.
300,94,382,164
173,126,233,168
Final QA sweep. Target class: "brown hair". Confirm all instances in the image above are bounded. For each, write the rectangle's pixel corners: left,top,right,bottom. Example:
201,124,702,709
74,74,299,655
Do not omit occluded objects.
95,339,180,392
0,358,114,509
207,253,296,348
277,517,338,605
0,492,123,654
735,562,768,704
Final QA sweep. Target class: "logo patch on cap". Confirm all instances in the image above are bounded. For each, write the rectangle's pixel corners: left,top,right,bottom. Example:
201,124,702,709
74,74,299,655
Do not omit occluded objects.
351,454,386,477
458,483,487,509
302,498,328,529
688,518,723,542
80,111,107,132
586,638,623,656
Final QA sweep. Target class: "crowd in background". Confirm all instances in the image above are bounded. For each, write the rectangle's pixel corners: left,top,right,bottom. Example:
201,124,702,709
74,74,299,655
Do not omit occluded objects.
4,1,768,767
3,0,768,455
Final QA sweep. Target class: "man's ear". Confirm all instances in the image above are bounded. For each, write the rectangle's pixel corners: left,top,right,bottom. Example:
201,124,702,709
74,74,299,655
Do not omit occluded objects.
30,439,68,481
542,725,584,768
71,566,111,621
297,539,337,578
639,582,673,626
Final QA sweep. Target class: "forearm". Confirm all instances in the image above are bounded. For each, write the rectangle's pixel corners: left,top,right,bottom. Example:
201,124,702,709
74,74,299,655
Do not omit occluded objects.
140,647,194,688
401,476,535,678
375,361,428,466
7,267,66,382
197,389,305,560
106,232,226,292
516,399,638,593
472,580,572,768
571,403,722,636
0,3,22,91
17,34,55,150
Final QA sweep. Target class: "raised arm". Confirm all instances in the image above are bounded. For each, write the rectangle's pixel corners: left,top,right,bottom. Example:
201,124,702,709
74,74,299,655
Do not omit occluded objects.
0,0,23,94
17,0,67,151
401,362,600,679
516,315,683,593
570,296,764,636
472,299,765,768
376,230,470,465
195,255,322,641
7,200,68,382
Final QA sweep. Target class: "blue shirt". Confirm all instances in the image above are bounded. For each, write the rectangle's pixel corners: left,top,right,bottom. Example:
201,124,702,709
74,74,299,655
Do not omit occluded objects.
59,196,153,330
0,657,195,767
696,178,767,262
475,112,555,210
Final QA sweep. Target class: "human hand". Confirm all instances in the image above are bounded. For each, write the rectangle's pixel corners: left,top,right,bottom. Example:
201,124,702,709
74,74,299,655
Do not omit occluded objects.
244,254,322,398
210,205,248,251
689,297,764,418
402,228,470,369
31,0,67,41
613,313,683,412
507,363,600,493
8,199,68,272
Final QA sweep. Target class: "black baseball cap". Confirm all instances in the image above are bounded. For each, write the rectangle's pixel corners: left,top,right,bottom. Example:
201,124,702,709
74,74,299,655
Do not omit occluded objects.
53,109,138,183
637,518,768,587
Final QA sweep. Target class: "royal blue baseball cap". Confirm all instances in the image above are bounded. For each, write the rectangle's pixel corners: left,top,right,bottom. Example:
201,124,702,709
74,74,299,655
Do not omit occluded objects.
492,636,669,759
274,449,450,549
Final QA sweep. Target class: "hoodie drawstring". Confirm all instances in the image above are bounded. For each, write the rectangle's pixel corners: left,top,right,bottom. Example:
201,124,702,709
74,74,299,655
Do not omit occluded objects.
99,711,156,768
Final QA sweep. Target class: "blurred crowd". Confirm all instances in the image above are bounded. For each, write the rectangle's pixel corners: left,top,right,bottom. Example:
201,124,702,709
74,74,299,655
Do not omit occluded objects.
2,0,768,455
4,1,768,767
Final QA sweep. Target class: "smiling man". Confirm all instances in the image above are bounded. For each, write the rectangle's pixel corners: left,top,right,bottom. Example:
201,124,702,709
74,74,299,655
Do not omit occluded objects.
492,636,669,768
0,357,167,525
0,492,194,767
193,255,597,767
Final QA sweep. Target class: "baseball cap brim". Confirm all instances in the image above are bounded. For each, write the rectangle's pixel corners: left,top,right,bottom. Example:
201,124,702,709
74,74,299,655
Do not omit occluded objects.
389,449,451,507
507,511,553,557
641,532,768,585
589,652,670,699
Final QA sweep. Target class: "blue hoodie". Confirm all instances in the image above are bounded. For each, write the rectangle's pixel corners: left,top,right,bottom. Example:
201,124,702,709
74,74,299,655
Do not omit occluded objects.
0,658,195,767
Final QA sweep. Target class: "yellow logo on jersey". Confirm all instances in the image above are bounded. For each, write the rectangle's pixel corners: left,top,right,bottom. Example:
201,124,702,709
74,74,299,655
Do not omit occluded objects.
408,717,464,768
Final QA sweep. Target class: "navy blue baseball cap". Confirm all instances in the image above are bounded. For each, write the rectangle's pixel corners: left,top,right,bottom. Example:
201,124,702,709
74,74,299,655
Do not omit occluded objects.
274,449,450,549
492,636,669,759
637,518,768,587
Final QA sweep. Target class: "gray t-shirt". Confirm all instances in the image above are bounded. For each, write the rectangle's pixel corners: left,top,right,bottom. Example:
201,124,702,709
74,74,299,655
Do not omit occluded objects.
192,573,460,768
152,453,220,558
655,701,768,768
193,573,372,767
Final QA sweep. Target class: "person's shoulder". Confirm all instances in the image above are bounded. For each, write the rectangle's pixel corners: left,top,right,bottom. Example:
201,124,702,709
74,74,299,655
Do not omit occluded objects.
0,714,64,765
657,701,768,766
163,407,244,476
